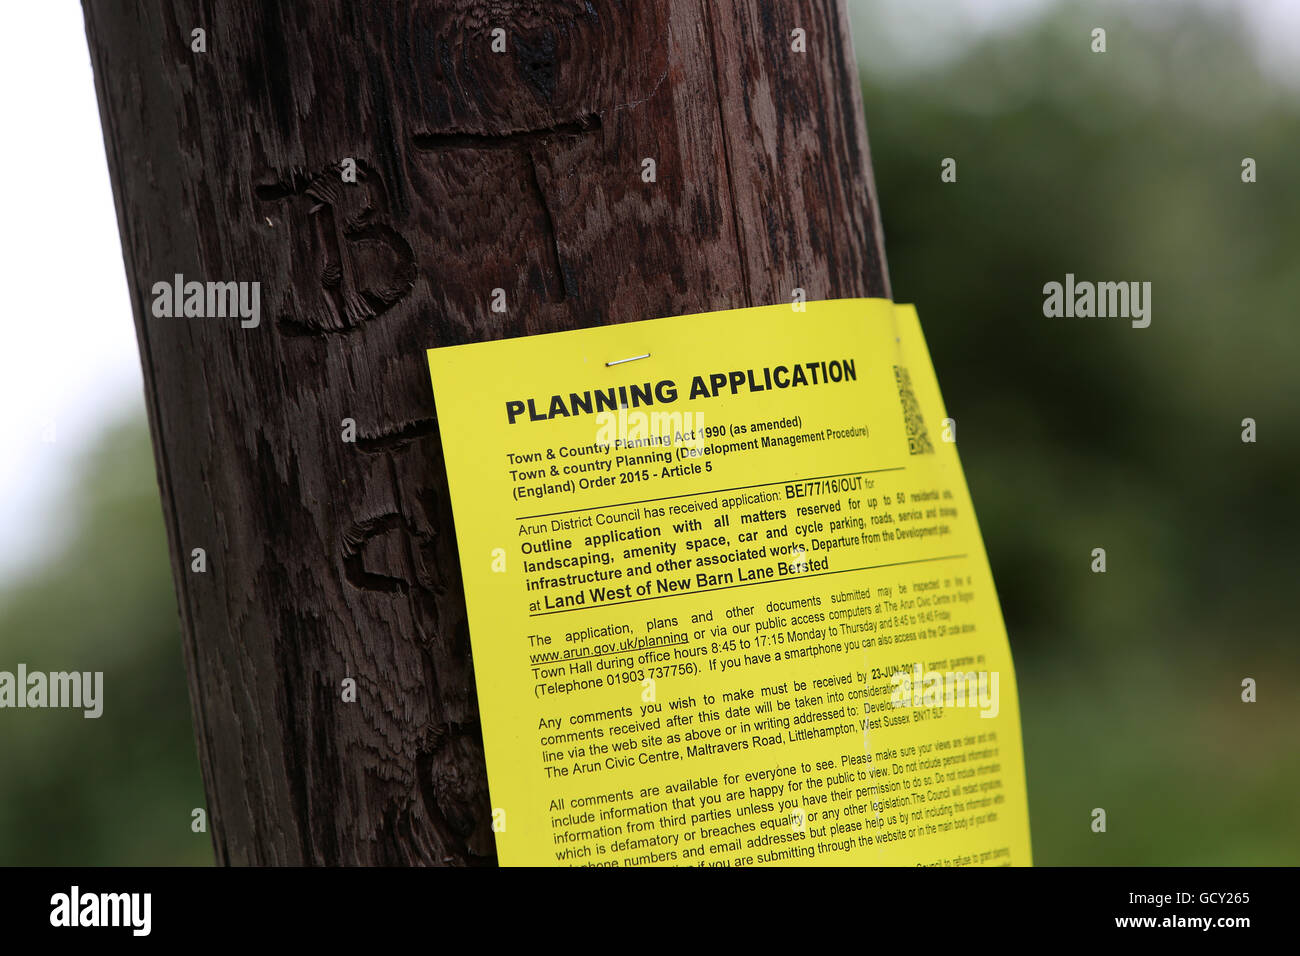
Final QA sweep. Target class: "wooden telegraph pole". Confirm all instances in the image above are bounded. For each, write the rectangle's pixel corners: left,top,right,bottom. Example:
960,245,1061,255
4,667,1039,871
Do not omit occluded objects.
82,0,890,864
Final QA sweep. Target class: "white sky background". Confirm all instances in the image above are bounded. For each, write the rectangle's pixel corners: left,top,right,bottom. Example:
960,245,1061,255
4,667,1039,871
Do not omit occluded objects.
0,2,142,581
0,0,1296,584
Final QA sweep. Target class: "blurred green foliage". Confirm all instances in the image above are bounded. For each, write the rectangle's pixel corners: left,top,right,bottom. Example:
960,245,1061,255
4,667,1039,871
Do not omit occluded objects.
862,1,1299,863
0,1,1295,865
0,422,209,865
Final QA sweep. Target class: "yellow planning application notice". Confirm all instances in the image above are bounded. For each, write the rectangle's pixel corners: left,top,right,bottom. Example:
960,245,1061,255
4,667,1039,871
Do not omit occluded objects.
426,299,1032,867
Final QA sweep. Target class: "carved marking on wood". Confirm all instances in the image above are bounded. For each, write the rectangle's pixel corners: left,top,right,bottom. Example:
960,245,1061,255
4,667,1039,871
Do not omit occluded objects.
355,418,440,454
256,161,416,335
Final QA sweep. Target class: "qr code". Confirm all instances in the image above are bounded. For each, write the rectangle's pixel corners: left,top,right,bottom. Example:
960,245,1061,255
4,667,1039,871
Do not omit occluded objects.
894,365,934,455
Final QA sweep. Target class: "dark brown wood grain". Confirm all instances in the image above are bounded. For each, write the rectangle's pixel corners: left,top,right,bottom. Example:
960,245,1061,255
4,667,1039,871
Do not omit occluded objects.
81,0,889,865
